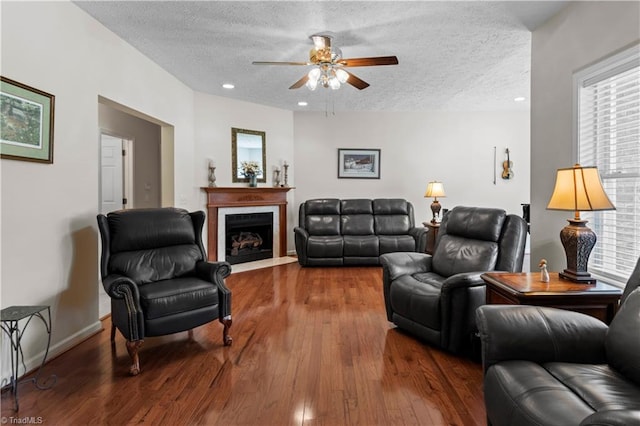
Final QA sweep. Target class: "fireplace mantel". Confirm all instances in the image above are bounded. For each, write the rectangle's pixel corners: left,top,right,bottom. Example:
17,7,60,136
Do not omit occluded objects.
202,187,294,261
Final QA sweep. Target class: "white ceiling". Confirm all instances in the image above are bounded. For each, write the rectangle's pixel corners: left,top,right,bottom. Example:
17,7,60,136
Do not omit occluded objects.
74,1,568,112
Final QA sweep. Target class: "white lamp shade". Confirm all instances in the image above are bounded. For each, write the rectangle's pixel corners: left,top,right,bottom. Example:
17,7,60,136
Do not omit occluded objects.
425,181,446,198
547,164,615,212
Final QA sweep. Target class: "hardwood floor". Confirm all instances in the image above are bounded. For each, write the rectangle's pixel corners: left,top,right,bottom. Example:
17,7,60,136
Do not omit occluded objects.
1,263,485,425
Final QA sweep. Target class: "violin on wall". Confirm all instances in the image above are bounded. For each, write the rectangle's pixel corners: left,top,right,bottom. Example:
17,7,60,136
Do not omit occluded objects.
502,148,514,180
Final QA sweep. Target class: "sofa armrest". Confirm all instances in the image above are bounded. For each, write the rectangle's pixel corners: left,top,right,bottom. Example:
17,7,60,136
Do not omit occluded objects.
102,274,140,302
294,227,310,265
580,410,640,426
380,252,432,280
196,261,232,319
476,305,608,372
408,226,428,252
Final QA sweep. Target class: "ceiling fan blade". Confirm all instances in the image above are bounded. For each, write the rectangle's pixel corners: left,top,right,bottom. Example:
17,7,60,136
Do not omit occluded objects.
339,56,399,67
289,74,309,89
252,61,310,66
344,71,370,90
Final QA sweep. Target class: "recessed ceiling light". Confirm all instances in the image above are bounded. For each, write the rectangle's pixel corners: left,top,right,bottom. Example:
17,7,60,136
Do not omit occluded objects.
298,101,308,106
222,83,235,89
514,96,526,102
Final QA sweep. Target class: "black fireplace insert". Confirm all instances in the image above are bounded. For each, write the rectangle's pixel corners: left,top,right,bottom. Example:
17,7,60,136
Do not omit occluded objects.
225,212,273,264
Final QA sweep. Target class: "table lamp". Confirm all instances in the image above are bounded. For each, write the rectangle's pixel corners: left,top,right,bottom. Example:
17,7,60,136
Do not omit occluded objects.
425,181,446,224
546,164,615,283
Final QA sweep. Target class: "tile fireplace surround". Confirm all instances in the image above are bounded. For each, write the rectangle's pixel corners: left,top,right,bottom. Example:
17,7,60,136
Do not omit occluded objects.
201,187,293,263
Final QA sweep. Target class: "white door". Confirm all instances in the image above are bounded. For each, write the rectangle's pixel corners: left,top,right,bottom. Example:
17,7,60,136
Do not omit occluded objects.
100,134,124,214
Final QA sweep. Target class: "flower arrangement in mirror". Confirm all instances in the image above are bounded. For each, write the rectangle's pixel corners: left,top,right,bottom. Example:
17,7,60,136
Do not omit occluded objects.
241,160,261,177
241,161,261,187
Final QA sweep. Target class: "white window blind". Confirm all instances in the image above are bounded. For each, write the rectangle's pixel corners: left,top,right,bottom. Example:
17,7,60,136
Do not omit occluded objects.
576,45,640,285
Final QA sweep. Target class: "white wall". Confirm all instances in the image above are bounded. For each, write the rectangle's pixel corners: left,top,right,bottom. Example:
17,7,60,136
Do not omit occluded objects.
293,111,530,225
530,1,640,274
99,103,162,209
0,1,196,377
194,93,296,249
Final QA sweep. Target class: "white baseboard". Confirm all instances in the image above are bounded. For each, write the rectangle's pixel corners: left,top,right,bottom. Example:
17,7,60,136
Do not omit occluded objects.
1,320,103,386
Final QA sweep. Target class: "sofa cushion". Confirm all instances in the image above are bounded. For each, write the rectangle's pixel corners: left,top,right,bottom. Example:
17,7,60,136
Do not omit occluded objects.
544,362,640,411
485,360,595,426
379,235,415,254
373,199,410,215
108,208,196,252
431,235,498,277
110,244,202,285
606,288,640,386
138,276,218,320
307,235,343,257
304,199,341,215
344,235,378,256
341,215,374,235
341,199,373,214
375,215,411,235
390,273,442,330
444,206,506,242
306,215,341,235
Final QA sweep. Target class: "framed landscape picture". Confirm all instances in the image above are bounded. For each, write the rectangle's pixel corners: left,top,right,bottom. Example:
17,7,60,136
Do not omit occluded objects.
1,76,55,163
338,148,381,179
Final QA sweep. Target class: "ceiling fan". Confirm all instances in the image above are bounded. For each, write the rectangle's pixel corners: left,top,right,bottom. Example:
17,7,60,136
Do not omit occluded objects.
252,33,398,91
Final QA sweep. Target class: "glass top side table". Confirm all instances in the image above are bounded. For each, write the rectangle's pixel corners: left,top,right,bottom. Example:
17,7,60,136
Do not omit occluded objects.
1,305,57,411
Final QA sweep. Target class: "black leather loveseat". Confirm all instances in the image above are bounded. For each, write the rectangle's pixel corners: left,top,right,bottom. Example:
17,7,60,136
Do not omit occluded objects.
476,258,640,426
294,198,427,266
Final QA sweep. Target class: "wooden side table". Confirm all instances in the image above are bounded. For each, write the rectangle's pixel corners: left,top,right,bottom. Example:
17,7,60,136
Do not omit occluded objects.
481,272,622,324
422,221,439,255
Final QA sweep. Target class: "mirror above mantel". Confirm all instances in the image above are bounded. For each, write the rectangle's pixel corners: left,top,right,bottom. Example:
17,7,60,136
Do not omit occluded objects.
232,127,266,183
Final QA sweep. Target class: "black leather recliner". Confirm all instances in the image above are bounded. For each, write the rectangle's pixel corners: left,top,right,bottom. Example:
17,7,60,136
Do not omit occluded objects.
97,207,232,375
476,258,640,426
380,206,527,355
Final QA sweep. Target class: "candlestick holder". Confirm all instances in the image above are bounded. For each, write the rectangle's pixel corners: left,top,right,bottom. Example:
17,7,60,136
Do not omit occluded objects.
208,165,217,187
273,168,281,187
283,162,289,187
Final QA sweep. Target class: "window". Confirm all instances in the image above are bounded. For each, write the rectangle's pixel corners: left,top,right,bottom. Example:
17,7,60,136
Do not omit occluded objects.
575,45,640,285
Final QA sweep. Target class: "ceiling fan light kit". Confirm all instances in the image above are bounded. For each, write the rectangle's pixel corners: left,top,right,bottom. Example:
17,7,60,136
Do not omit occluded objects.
252,33,398,91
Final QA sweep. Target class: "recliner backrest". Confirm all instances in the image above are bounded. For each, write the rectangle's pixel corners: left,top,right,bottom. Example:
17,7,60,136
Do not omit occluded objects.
302,199,341,236
101,208,204,285
432,206,507,277
341,199,374,235
621,257,640,304
373,199,413,235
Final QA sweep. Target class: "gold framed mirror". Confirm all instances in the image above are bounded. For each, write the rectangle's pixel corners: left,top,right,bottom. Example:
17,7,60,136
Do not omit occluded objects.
232,127,266,183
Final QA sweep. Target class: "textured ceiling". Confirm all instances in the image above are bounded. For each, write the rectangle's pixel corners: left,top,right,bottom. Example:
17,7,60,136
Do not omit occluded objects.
74,1,567,112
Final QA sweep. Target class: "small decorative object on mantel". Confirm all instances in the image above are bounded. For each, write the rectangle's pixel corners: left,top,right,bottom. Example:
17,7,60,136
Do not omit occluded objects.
282,161,290,187
539,259,550,283
273,167,281,187
241,160,261,187
208,160,217,187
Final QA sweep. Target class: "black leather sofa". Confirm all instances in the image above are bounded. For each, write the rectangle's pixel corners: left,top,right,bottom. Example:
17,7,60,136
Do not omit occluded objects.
476,258,640,426
294,198,427,266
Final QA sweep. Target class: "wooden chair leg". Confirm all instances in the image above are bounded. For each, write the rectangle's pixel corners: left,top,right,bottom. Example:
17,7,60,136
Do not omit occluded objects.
188,329,194,340
110,323,116,342
221,316,232,346
125,340,143,376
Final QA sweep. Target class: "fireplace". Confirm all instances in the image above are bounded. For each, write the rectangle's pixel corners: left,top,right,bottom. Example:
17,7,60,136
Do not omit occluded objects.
225,212,273,265
202,186,294,262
